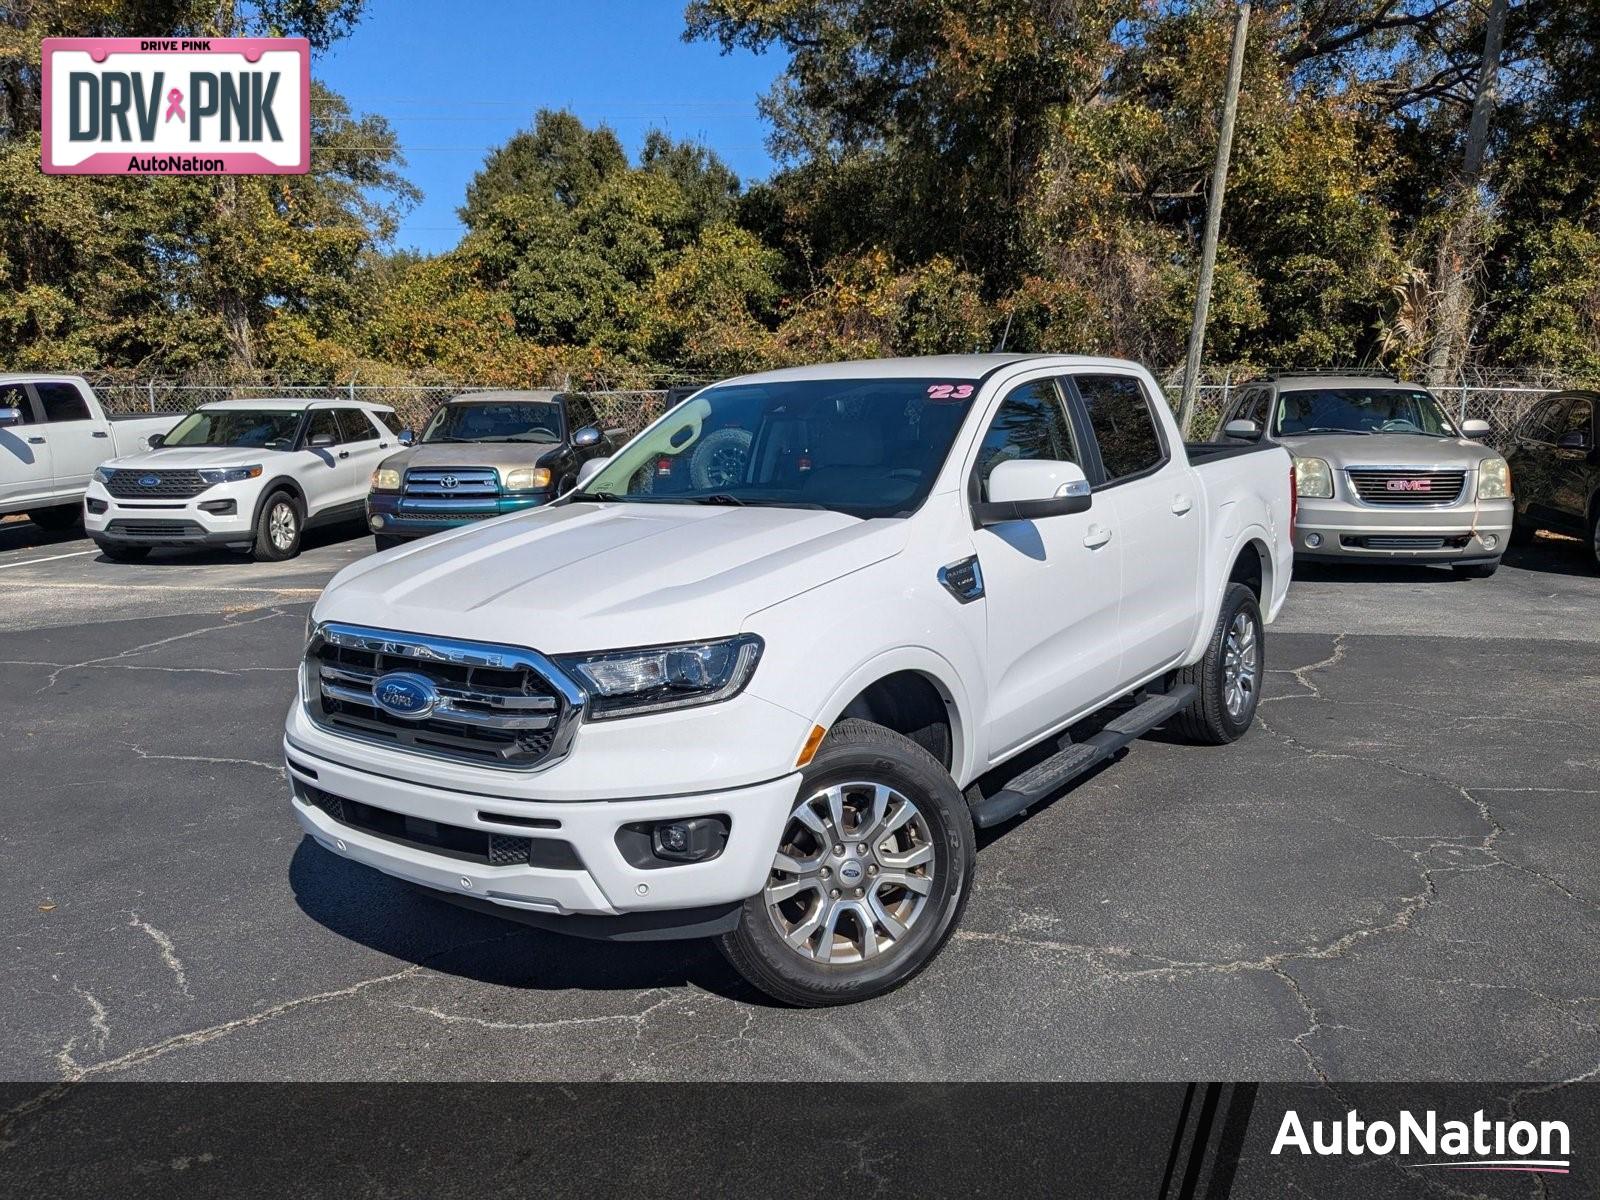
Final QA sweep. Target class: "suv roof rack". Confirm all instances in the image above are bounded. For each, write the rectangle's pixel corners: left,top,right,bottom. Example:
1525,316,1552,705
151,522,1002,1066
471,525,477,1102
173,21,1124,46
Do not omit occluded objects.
1263,367,1400,382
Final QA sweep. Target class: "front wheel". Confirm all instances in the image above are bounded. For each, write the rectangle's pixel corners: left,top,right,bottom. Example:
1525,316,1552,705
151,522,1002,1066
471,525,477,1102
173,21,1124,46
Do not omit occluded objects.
28,507,81,532
1452,561,1499,579
1174,582,1263,745
95,541,150,563
718,719,974,1006
252,491,303,561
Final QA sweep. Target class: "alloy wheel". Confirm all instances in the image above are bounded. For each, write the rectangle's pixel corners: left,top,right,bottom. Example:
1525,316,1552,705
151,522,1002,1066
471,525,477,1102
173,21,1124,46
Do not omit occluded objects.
270,502,297,551
764,782,936,965
1222,610,1259,718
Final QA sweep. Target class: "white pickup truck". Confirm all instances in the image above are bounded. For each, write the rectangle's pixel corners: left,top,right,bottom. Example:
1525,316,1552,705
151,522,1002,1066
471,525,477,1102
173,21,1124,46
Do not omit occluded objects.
286,354,1294,1005
0,375,181,529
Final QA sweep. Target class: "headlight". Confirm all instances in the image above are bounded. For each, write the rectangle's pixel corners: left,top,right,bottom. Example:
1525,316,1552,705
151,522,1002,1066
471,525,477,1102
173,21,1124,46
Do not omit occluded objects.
371,467,402,491
1294,457,1334,499
93,466,116,483
503,466,552,492
557,635,763,719
198,464,262,484
1477,457,1511,500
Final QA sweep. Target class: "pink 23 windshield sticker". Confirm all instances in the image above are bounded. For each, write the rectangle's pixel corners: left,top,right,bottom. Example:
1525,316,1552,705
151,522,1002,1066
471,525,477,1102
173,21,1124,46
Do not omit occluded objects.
41,37,309,175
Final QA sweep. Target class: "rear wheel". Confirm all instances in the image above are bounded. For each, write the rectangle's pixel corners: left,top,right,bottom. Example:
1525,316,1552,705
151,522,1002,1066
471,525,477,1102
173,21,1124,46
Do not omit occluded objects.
96,541,149,562
718,719,974,1006
1174,582,1263,745
252,491,303,561
28,506,80,532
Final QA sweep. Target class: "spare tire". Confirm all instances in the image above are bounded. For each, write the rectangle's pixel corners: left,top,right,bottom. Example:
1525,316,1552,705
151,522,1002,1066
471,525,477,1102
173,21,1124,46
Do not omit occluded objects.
689,427,752,491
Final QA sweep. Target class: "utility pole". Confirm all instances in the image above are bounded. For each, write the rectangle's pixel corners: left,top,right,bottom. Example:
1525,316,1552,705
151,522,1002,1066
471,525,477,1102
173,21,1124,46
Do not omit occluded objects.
1178,1,1250,439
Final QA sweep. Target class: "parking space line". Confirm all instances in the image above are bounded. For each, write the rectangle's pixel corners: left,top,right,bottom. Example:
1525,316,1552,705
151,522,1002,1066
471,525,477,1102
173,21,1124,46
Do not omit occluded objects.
0,549,99,570
0,578,323,594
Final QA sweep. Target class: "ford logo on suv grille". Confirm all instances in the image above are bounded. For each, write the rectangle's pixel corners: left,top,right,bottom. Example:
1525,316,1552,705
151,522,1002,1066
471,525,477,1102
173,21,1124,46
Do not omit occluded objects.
138,474,161,487
372,672,440,720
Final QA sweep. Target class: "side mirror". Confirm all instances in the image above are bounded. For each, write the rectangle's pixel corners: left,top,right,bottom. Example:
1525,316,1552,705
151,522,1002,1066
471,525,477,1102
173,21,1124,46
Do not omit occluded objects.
398,428,415,447
308,432,336,449
572,425,603,449
1557,429,1590,451
1461,418,1493,440
146,432,165,449
575,456,611,490
1222,418,1261,440
973,459,1092,527
0,406,23,427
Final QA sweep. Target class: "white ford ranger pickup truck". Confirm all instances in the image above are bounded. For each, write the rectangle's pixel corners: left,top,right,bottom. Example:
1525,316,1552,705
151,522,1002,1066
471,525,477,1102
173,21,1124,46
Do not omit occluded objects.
286,354,1294,1005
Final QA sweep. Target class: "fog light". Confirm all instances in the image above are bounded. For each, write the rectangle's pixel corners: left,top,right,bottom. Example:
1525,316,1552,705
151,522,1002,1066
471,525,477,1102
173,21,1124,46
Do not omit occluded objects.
650,817,728,863
1305,532,1322,548
1481,533,1498,551
198,498,236,515
370,514,385,530
85,497,107,515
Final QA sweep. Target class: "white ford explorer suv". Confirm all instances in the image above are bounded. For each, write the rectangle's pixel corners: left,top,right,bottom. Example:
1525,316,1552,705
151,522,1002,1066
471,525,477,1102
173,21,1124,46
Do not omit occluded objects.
286,355,1294,1005
85,399,402,561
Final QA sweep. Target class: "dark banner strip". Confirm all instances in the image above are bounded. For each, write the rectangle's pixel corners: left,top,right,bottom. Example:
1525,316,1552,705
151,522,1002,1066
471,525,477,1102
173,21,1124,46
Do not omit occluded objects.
0,1082,1593,1197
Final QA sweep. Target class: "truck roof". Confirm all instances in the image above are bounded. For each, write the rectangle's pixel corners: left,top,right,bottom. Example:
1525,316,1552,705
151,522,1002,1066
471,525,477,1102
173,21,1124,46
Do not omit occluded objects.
0,372,92,385
1271,373,1426,392
443,389,563,404
721,353,1147,387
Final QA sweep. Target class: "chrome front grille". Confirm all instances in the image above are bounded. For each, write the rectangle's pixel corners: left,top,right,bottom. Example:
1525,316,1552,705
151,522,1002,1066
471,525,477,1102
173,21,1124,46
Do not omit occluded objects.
103,469,210,499
303,623,584,771
1346,468,1467,506
400,468,500,512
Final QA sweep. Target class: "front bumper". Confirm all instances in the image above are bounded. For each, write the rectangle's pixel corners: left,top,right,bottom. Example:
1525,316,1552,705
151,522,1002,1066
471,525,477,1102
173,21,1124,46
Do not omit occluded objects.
365,491,548,540
84,480,257,548
286,738,798,926
1293,496,1513,563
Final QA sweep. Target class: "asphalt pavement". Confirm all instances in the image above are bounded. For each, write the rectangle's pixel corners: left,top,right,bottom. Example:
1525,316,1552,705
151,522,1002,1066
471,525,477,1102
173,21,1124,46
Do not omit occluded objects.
1,517,1596,1083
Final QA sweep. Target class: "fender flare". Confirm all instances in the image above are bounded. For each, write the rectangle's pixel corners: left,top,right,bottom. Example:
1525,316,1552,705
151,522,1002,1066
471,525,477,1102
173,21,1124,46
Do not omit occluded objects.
249,477,308,531
808,645,979,787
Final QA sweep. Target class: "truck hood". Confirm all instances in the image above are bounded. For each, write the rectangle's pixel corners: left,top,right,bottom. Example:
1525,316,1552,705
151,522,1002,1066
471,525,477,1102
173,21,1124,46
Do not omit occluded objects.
315,501,909,653
105,446,292,470
1278,432,1502,468
378,441,563,476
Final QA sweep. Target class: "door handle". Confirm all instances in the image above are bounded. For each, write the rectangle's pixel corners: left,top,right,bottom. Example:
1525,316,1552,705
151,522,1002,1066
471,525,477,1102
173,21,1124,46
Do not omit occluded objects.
338,450,351,459
27,436,45,445
1083,524,1112,549
379,442,389,449
92,430,109,438
1172,494,1193,515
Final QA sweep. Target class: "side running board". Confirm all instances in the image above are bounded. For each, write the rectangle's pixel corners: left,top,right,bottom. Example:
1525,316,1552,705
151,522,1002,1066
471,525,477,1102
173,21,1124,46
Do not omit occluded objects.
969,685,1197,829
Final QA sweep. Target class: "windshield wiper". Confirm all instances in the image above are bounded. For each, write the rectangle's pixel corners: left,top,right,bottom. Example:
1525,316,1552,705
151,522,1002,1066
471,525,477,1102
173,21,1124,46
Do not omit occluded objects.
691,493,747,506
578,491,630,503
1296,427,1370,435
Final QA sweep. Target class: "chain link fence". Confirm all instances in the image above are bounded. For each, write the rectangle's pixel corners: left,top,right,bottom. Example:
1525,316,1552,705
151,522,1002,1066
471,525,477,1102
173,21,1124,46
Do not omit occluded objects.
87,369,1579,450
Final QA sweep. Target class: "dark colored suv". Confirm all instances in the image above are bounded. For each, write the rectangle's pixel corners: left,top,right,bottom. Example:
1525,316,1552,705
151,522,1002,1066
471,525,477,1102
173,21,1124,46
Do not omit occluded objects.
1506,390,1599,570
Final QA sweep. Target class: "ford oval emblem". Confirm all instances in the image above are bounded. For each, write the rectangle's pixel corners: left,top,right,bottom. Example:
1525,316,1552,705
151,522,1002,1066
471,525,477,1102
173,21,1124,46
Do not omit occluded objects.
138,474,160,487
372,671,440,720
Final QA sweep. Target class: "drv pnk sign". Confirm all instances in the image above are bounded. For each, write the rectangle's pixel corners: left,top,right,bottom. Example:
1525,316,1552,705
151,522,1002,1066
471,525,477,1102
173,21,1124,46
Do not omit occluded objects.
41,37,309,175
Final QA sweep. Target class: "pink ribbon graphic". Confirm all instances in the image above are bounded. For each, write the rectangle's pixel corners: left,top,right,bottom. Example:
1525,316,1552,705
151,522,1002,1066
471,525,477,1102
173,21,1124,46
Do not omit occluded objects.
164,88,185,123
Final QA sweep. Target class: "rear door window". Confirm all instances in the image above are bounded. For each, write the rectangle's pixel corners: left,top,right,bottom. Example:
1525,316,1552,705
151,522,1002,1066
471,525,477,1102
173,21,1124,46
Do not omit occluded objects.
1072,374,1167,482
335,408,379,442
35,382,91,422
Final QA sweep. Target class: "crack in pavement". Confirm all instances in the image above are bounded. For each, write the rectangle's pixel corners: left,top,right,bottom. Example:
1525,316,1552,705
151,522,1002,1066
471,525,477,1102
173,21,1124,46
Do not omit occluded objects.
127,913,194,1002
1262,632,1347,702
127,744,286,779
25,607,291,694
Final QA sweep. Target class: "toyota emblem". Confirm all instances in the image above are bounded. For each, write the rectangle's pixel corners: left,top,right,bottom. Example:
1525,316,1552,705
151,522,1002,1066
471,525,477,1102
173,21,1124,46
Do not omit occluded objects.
440,475,458,489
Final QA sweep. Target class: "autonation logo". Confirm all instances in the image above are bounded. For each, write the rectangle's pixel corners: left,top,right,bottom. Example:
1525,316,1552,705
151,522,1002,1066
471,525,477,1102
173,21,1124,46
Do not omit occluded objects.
1272,1108,1572,1175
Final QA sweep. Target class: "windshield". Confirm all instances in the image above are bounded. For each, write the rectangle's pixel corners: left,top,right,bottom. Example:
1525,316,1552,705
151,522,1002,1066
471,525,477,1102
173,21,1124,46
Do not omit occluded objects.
162,409,302,449
423,401,562,444
1274,388,1457,437
577,377,982,519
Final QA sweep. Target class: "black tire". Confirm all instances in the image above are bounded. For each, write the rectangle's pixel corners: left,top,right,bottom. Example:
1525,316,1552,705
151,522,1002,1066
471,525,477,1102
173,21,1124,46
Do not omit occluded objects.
28,506,81,531
1452,561,1499,579
1508,512,1536,547
1174,582,1263,745
717,719,974,1007
96,541,150,562
252,490,303,561
1588,504,1600,574
374,534,407,552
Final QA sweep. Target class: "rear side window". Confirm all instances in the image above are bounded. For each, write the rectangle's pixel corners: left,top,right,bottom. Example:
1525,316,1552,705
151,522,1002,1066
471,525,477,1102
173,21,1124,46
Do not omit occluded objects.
0,383,35,423
973,380,1078,500
1074,374,1166,481
335,408,379,442
36,383,91,422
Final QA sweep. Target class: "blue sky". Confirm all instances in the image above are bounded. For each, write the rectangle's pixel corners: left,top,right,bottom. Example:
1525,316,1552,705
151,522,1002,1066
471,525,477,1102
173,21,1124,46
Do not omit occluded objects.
317,1,785,254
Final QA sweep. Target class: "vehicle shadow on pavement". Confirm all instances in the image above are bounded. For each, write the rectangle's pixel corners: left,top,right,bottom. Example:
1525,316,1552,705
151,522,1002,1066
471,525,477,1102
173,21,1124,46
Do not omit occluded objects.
88,521,370,566
288,837,761,1003
0,516,85,553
